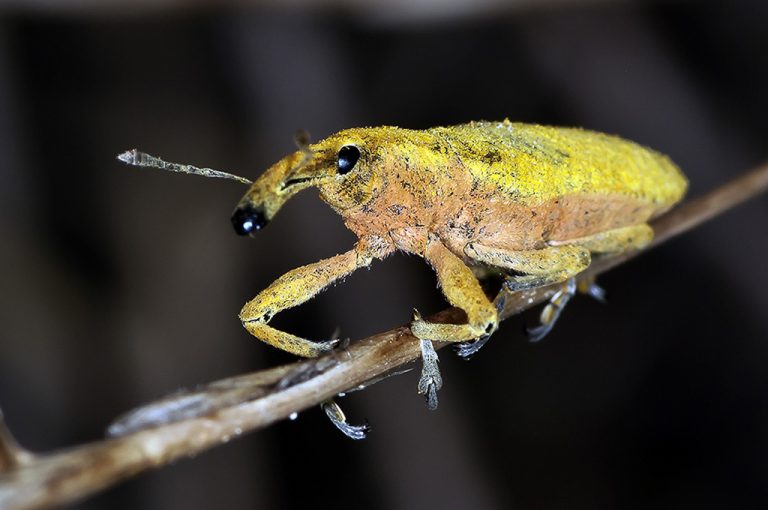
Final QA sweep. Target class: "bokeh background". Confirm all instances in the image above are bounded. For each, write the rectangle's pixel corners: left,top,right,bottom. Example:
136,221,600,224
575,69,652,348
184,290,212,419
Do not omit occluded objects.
1,0,768,508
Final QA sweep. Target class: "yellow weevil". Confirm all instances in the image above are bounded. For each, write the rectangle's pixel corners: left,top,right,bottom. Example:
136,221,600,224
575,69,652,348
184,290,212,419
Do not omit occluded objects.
120,119,687,437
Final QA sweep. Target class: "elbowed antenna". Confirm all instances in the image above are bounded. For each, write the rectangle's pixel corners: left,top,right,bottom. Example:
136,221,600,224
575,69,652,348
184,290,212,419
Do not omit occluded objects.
293,128,312,153
293,128,314,165
117,149,253,185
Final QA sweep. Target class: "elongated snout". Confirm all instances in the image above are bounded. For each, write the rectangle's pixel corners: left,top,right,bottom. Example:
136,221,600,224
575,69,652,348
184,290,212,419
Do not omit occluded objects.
231,202,268,236
230,147,329,237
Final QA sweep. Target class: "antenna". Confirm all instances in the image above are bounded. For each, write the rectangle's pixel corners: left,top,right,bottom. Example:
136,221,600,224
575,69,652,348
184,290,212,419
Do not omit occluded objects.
293,129,314,166
117,149,252,185
293,128,312,153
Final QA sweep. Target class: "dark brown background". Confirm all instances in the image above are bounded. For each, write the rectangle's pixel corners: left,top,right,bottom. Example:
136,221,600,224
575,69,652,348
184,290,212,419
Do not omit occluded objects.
1,1,767,508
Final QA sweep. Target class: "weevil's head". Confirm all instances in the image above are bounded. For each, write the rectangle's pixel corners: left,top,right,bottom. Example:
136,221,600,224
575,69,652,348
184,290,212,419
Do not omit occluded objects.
232,128,388,235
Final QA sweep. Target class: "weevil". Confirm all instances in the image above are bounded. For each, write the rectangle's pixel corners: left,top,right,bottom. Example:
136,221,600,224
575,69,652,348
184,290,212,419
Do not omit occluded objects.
120,119,687,433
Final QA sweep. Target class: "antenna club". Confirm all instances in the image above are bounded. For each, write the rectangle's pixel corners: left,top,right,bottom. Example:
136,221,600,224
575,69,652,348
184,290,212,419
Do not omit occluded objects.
117,149,139,165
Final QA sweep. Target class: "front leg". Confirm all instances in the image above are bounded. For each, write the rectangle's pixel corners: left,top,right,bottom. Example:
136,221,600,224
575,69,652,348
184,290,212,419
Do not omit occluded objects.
239,242,376,358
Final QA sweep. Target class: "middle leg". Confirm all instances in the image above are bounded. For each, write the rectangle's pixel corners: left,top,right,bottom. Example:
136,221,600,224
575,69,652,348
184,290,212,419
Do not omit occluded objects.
410,234,499,409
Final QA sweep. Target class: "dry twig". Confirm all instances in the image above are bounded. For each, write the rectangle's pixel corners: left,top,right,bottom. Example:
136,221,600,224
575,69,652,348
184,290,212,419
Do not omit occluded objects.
1,162,767,510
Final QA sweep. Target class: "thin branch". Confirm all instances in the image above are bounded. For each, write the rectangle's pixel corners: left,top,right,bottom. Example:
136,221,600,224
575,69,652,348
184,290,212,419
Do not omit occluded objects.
0,412,33,474
2,162,768,510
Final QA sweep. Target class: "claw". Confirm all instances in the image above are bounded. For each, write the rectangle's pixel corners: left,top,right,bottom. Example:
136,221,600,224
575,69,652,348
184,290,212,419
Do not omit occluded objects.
317,337,342,352
527,278,576,343
503,279,530,293
578,279,607,303
425,384,439,411
494,292,507,314
526,322,554,343
321,399,370,440
417,339,443,410
455,284,507,359
454,334,491,359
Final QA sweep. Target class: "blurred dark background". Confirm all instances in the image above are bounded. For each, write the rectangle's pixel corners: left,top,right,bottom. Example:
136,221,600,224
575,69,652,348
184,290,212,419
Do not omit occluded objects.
1,0,767,508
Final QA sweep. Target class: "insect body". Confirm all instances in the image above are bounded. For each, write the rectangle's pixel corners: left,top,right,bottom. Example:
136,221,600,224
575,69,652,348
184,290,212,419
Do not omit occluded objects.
121,119,687,421
230,120,687,409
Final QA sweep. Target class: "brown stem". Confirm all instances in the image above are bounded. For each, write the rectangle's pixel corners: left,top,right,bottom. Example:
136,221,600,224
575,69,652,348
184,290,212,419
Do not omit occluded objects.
1,162,767,510
0,412,33,474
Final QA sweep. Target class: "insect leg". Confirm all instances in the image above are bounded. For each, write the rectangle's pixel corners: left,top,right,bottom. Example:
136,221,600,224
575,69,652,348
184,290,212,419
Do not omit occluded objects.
462,242,590,345
528,224,653,342
529,273,615,343
411,235,498,409
464,243,591,292
577,275,606,303
550,223,653,253
548,223,654,307
416,337,442,411
454,291,507,359
527,278,577,342
239,245,374,358
321,400,370,440
413,236,499,341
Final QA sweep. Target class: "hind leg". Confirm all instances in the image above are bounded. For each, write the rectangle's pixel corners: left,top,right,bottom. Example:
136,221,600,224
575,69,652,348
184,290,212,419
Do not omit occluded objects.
465,224,653,290
551,224,654,253
464,243,591,292
525,224,654,341
462,224,654,349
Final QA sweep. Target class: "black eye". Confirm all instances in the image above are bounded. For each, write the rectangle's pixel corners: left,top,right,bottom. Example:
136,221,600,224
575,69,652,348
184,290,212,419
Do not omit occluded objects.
337,145,360,175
